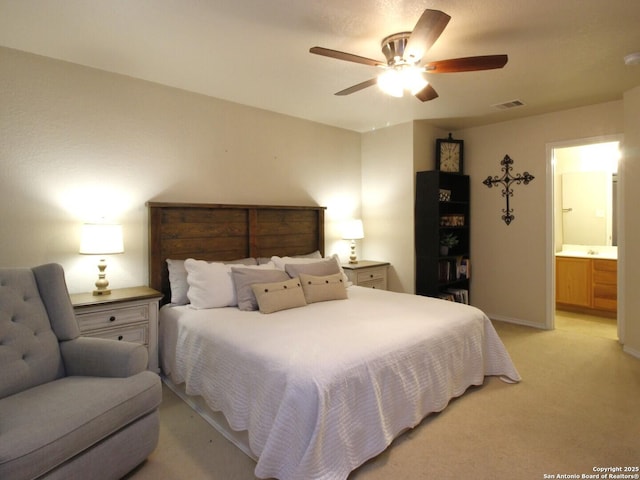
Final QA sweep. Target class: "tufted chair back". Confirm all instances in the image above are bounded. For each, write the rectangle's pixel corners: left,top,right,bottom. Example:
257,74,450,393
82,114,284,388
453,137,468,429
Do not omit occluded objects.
0,263,80,399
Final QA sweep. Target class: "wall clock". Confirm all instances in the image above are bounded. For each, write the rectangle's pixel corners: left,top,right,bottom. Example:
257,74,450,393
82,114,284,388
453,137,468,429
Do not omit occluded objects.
436,133,464,174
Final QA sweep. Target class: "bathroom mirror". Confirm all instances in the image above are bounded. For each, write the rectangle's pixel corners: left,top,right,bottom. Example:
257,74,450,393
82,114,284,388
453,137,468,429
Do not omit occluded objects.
561,171,616,245
555,141,619,247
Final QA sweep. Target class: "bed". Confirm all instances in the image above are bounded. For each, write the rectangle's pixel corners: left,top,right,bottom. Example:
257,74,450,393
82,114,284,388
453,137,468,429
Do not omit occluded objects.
148,202,520,480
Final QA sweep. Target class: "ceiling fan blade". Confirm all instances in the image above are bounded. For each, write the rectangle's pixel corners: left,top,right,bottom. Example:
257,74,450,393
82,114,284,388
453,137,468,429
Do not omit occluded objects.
310,47,386,68
415,84,439,102
335,78,378,96
405,9,451,63
425,55,508,73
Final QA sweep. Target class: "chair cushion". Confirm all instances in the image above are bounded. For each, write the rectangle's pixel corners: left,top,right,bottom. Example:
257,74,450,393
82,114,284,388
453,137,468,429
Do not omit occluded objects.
43,410,160,480
0,371,161,480
33,263,81,341
0,268,64,399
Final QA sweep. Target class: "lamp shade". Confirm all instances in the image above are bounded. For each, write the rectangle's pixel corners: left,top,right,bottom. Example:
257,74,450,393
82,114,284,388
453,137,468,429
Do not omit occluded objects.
342,219,364,240
79,224,124,255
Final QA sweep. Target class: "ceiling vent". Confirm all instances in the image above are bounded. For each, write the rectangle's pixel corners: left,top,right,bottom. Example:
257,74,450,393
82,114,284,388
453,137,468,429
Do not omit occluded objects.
492,99,526,110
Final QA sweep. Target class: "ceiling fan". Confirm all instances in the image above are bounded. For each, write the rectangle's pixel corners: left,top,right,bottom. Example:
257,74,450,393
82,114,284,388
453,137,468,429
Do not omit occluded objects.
310,9,508,102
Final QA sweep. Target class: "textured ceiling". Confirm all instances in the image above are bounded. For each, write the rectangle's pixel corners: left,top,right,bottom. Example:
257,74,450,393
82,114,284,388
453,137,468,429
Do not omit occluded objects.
1,0,639,132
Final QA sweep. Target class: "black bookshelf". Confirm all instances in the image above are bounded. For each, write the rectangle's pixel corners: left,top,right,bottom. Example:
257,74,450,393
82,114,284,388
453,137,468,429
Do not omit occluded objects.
415,171,471,302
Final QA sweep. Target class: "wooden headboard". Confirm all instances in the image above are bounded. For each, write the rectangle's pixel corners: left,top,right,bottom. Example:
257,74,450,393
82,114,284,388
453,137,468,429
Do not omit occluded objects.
147,202,326,303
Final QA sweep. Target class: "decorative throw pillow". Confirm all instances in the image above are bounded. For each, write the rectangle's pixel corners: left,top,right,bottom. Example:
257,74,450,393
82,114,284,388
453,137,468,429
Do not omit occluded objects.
275,254,350,285
231,267,290,311
299,272,348,303
271,255,318,270
283,257,340,278
251,278,307,314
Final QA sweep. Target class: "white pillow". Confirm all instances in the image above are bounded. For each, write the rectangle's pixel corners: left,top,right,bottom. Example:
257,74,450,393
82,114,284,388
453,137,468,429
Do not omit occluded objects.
167,257,258,305
185,259,236,309
257,251,321,265
296,250,323,259
167,258,189,305
184,260,276,309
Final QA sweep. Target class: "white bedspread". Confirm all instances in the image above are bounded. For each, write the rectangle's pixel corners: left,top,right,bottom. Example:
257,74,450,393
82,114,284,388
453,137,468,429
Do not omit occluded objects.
160,286,520,480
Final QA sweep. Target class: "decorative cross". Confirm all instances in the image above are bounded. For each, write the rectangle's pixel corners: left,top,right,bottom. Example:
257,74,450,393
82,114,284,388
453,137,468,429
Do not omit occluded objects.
482,155,535,225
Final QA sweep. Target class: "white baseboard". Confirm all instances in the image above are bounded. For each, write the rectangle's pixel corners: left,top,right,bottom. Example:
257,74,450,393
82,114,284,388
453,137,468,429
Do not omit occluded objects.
623,345,640,360
487,313,548,330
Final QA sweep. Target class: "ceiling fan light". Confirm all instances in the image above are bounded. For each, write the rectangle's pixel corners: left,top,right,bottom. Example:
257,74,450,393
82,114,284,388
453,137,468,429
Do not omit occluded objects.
402,66,428,94
378,66,427,97
377,69,404,97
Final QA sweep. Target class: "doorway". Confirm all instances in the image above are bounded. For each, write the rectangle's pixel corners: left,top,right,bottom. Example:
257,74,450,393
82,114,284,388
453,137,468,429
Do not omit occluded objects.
547,135,623,341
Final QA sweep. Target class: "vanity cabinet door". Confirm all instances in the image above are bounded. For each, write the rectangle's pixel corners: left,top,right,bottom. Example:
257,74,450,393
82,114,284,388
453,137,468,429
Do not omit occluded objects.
556,257,591,308
592,259,617,312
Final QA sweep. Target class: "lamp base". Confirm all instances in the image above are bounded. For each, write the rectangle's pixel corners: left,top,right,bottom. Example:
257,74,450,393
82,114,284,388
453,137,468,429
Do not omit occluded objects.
349,240,358,264
92,288,112,296
92,258,112,296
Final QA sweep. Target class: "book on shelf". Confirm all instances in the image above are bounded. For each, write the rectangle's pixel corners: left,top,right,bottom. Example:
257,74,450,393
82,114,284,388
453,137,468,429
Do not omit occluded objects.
459,257,470,279
437,256,471,282
438,260,452,282
443,288,469,304
438,292,456,302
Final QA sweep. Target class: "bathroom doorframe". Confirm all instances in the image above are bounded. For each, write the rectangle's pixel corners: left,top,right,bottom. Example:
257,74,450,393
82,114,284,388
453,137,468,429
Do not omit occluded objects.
545,134,625,343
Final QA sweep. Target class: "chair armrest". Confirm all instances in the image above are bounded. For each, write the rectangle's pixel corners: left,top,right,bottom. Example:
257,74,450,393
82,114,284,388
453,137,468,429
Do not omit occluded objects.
60,337,149,378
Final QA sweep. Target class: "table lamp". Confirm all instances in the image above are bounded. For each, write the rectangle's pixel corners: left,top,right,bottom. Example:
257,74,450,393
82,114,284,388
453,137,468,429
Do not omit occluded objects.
342,219,364,264
79,223,124,295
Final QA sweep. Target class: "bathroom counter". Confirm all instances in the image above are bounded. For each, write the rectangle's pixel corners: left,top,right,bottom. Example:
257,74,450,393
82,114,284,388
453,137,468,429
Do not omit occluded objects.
555,244,617,260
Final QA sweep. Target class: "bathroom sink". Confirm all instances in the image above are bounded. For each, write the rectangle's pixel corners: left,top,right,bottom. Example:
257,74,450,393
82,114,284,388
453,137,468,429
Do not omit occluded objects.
555,250,617,260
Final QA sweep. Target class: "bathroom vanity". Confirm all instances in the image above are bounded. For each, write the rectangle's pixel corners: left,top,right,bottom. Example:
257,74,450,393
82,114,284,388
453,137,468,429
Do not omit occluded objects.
556,246,617,316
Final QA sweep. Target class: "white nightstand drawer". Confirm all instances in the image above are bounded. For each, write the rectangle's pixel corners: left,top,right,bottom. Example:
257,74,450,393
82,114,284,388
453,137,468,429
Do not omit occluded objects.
83,324,148,345
358,278,386,289
75,304,149,332
342,261,390,290
356,269,386,283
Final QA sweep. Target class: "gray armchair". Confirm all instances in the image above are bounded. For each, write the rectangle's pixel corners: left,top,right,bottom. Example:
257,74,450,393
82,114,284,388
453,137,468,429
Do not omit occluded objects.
0,263,162,480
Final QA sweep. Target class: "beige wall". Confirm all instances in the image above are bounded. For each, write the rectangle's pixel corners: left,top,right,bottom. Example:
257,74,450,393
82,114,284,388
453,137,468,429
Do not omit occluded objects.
360,121,444,293
361,123,413,292
0,47,361,293
460,101,623,327
622,85,640,357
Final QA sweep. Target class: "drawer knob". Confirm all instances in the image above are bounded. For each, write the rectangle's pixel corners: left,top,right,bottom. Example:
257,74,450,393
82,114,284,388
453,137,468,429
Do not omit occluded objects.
369,274,374,278
118,335,123,341
109,316,116,322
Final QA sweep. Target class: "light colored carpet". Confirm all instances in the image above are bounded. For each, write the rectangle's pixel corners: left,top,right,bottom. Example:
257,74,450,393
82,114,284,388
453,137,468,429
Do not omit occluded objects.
555,309,618,340
126,318,639,479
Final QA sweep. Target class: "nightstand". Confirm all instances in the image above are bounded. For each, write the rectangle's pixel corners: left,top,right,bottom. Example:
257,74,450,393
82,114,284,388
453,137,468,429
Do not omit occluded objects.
70,286,163,373
342,260,390,290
